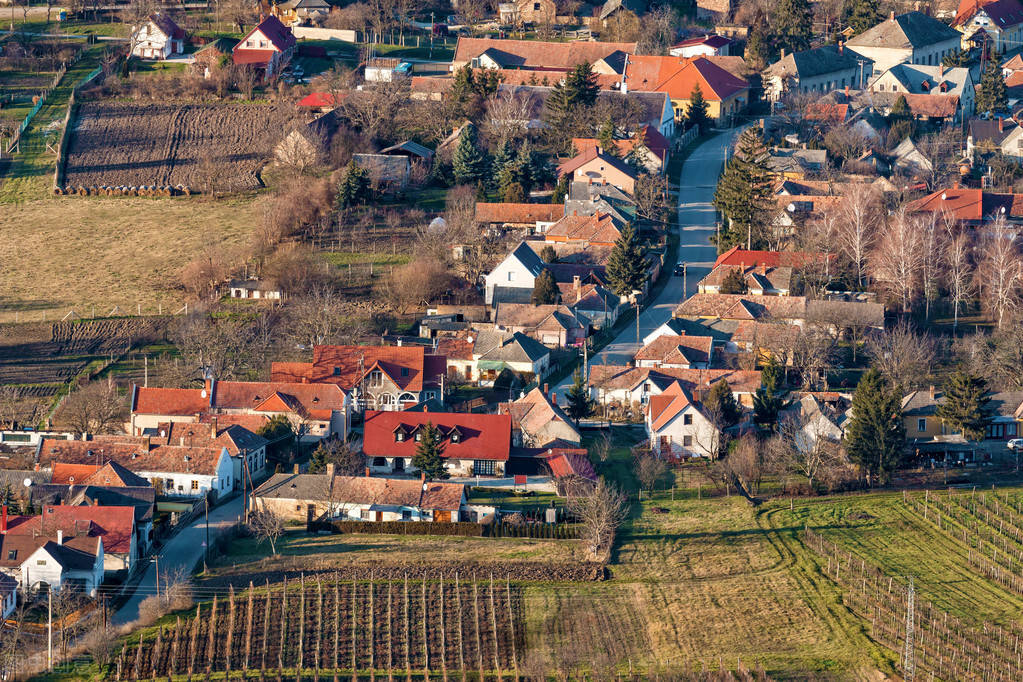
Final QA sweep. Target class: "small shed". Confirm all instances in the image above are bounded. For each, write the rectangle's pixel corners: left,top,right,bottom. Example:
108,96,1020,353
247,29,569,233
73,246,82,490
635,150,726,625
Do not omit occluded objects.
353,153,411,192
379,141,435,165
227,279,285,301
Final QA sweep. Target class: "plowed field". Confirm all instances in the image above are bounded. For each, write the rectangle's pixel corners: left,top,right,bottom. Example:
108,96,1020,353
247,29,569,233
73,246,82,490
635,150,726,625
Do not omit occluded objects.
64,102,274,191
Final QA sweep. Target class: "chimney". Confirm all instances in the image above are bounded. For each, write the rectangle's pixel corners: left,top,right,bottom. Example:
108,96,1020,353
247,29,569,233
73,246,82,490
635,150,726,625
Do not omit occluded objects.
929,385,936,400
420,471,426,483
144,435,153,452
365,467,370,478
1,505,6,535
210,416,218,438
57,530,63,546
179,436,185,447
838,41,843,54
294,463,300,474
573,274,581,290
780,48,785,59
999,116,1004,132
890,10,895,20
543,383,549,396
326,462,335,479
845,84,849,96
551,392,557,404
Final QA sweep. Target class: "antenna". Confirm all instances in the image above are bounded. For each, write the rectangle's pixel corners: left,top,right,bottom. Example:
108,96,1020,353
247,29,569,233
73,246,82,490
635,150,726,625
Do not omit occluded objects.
903,575,915,681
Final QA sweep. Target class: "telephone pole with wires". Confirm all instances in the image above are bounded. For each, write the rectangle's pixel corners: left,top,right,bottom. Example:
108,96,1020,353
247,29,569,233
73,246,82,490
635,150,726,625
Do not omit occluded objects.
903,575,915,681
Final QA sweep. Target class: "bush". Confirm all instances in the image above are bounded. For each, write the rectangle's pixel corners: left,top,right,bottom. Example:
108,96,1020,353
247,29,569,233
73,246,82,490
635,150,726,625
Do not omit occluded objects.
315,520,485,537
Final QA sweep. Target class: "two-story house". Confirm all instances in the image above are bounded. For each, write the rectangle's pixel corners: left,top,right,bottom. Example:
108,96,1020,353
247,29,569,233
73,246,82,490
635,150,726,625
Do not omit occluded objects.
763,44,873,102
953,0,1023,52
869,62,975,122
846,11,962,73
232,14,296,78
131,12,185,60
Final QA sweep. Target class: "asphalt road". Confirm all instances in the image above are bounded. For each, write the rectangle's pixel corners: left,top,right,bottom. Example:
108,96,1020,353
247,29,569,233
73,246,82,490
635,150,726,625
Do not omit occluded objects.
552,127,740,400
113,494,244,625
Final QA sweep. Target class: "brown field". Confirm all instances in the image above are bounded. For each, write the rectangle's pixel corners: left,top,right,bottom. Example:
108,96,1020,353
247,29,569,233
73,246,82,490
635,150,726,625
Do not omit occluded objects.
64,102,277,191
0,195,261,322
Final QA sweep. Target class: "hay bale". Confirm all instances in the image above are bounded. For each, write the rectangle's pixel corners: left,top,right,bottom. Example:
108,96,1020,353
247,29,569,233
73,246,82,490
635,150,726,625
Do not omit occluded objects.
77,186,87,196
182,186,191,196
53,187,63,195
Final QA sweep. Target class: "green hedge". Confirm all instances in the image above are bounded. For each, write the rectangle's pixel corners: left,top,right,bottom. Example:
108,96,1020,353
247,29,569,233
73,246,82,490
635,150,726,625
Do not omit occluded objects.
312,520,485,536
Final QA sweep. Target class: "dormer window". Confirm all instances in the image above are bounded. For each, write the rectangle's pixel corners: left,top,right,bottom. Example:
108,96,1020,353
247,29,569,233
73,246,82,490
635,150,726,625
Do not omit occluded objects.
333,366,341,376
396,430,406,442
415,432,423,442
7,550,16,560
450,432,461,443
401,367,409,377
313,397,319,403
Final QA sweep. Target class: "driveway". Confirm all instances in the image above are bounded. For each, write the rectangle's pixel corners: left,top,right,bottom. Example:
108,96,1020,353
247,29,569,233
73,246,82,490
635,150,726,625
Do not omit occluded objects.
552,127,741,397
113,494,244,625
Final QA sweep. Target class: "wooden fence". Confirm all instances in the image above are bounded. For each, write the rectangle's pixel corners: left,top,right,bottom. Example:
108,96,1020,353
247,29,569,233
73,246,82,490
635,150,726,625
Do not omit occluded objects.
3,49,83,156
53,64,103,189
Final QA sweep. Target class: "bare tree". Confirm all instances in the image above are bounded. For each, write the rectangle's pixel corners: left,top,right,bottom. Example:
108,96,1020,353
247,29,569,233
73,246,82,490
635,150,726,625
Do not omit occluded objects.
833,183,881,289
944,221,975,333
340,79,410,142
0,385,44,429
565,479,629,560
120,0,158,59
791,326,836,390
172,313,270,382
286,288,367,348
870,208,922,314
633,452,668,492
918,213,946,320
57,380,125,436
248,508,285,555
484,89,538,147
916,128,960,191
976,221,1023,328
80,627,119,667
865,321,937,390
378,258,455,313
233,64,258,101
772,407,844,491
727,434,763,496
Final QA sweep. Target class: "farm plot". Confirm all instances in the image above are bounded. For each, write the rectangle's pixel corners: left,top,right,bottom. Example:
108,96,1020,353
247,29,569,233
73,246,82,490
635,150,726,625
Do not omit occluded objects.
64,102,278,192
113,576,522,679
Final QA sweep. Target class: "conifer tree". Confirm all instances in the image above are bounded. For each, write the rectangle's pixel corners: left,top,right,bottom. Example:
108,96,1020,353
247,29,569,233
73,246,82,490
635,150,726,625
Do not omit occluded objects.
753,355,786,430
844,369,905,485
712,127,773,252
598,118,619,156
887,94,915,142
452,123,490,186
490,138,515,192
606,223,647,295
718,267,748,294
565,369,594,424
744,24,774,70
531,268,559,304
539,244,558,263
977,60,1008,115
845,0,884,34
412,422,449,480
936,371,992,441
551,174,570,204
705,380,741,429
335,161,369,208
773,0,813,54
564,62,600,107
685,84,711,133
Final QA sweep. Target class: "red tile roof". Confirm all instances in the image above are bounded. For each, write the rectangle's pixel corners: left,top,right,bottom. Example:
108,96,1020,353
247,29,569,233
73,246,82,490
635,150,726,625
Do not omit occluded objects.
545,449,596,481
272,345,444,393
453,37,636,71
297,92,341,108
634,334,714,366
40,437,227,477
572,124,670,162
232,49,277,66
545,212,621,246
362,410,512,462
648,382,696,431
213,380,346,420
556,146,636,180
673,34,732,49
899,93,959,119
7,504,135,555
50,463,102,485
714,246,830,269
623,55,748,101
240,15,295,52
132,386,210,416
475,202,564,225
905,187,1023,222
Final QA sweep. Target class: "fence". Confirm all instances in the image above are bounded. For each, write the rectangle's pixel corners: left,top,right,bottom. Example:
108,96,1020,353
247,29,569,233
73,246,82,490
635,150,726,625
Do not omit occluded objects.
3,49,83,156
53,64,103,190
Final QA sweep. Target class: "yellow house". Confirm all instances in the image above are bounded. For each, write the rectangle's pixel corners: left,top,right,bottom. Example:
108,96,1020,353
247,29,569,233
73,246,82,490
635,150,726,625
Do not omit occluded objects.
622,55,749,126
902,387,953,440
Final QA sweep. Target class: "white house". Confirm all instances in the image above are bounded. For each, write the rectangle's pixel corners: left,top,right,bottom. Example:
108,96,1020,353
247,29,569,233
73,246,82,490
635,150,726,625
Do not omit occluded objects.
4,535,105,596
645,382,722,458
869,63,975,120
669,34,733,58
131,13,185,60
762,44,873,101
0,574,16,620
483,241,547,305
952,0,1023,53
847,11,962,73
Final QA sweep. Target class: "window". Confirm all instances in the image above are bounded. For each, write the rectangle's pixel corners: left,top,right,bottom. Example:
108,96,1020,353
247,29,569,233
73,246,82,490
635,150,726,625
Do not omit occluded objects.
682,436,693,447
917,418,927,432
259,40,268,48
683,414,693,425
533,2,540,8
191,480,199,490
333,366,341,376
396,431,405,442
246,40,254,47
415,432,423,441
165,479,173,490
369,370,384,387
401,367,409,377
402,510,412,521
295,505,302,511
450,432,461,443
474,459,495,475
37,560,46,566
6,550,15,561
507,271,515,282
373,457,386,467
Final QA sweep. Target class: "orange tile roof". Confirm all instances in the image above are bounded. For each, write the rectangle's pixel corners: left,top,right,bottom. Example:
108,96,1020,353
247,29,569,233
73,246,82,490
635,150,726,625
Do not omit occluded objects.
213,380,346,420
634,334,714,366
132,387,210,416
623,55,748,101
8,504,136,555
572,125,670,161
40,437,226,477
272,345,442,392
50,463,102,486
904,187,1023,222
545,212,621,246
714,246,830,269
475,202,564,225
453,38,637,70
648,382,696,431
674,294,808,320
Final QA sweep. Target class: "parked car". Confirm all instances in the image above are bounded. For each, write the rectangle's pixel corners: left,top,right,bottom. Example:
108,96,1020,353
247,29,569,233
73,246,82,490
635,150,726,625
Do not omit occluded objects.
1008,438,1023,451
673,263,684,277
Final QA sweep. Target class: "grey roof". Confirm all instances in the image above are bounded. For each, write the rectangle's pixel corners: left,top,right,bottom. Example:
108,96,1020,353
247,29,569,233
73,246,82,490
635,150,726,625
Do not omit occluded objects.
491,286,536,305
352,154,409,182
564,199,632,225
567,180,635,205
987,391,1023,417
599,0,646,20
969,117,1016,145
764,45,872,80
901,389,942,416
0,469,50,495
252,473,333,500
510,241,547,277
767,148,828,173
475,330,551,363
379,140,435,160
847,11,960,50
596,49,630,74
878,63,971,96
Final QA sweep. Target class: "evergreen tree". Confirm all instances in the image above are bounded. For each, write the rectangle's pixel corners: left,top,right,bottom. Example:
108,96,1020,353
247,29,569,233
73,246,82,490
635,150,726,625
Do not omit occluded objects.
685,84,711,133
744,23,775,71
564,62,600,108
412,422,449,480
335,161,369,208
887,94,914,142
936,371,992,441
753,386,784,431
773,0,813,54
705,380,741,428
539,244,558,263
845,0,884,34
712,127,773,252
605,223,647,296
551,174,570,204
490,138,515,192
718,267,748,294
977,60,1009,115
761,356,783,394
565,369,594,424
531,268,559,304
625,142,650,174
503,182,526,202
309,440,364,475
598,118,619,156
452,123,490,186
844,369,905,485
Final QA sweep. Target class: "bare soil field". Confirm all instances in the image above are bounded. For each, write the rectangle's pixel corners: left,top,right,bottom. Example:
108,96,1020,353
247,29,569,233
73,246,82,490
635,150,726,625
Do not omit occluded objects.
64,102,277,192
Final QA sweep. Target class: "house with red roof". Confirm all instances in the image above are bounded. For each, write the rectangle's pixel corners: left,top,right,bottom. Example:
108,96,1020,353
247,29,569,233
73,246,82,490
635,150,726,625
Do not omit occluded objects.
131,12,185,60
271,345,446,412
634,334,715,369
475,202,564,233
362,410,512,477
645,382,722,459
572,125,671,174
557,147,638,195
623,55,749,126
544,211,622,247
953,0,1023,52
713,246,832,270
297,92,342,111
905,186,1023,226
129,379,350,444
6,504,138,576
670,34,734,58
0,531,104,596
233,15,296,78
451,37,636,73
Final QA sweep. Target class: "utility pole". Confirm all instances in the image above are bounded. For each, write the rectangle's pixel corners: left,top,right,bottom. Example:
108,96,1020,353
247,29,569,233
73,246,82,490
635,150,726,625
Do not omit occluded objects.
682,262,688,300
47,588,53,671
903,575,915,681
155,554,160,600
203,494,209,574
635,300,640,343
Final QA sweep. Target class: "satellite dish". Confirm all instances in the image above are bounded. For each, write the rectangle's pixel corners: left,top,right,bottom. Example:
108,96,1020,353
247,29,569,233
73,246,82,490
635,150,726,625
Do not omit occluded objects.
23,478,33,488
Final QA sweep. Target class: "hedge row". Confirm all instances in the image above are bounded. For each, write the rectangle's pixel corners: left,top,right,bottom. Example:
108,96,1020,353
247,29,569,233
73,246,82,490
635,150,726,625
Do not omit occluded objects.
311,520,485,537
492,522,580,539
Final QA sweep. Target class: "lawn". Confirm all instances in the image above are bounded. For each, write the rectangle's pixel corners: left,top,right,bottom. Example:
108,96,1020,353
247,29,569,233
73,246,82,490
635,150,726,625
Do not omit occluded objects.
0,195,262,322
